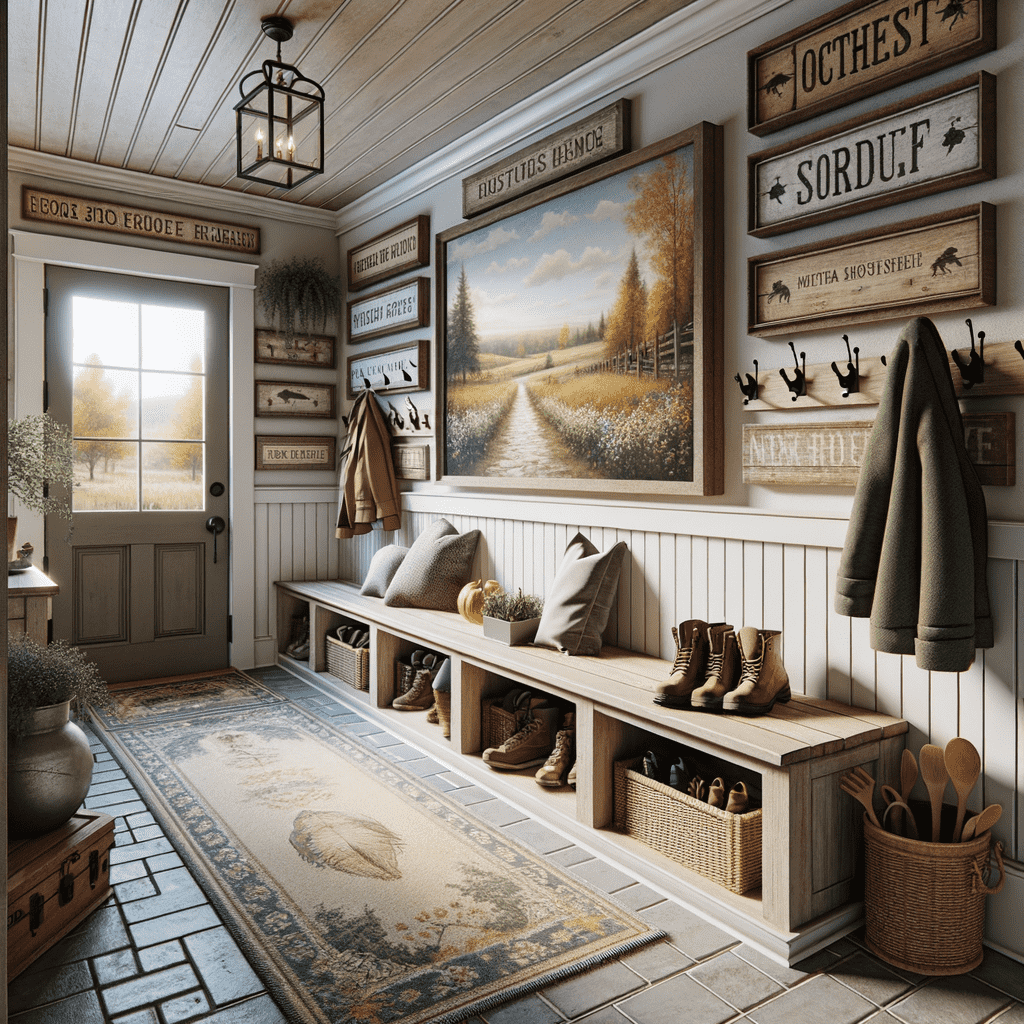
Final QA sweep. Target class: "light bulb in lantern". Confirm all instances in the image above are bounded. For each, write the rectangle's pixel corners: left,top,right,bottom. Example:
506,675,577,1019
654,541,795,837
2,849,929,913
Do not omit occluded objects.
287,135,295,162
255,128,264,160
275,137,283,159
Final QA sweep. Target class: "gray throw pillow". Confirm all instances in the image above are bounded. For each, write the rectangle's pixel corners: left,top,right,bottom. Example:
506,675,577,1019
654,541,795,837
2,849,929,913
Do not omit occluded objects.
533,533,627,656
359,545,409,597
384,518,481,610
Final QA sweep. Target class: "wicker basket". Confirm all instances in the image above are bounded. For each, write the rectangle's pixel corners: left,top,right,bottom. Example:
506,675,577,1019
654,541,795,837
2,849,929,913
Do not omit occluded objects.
395,661,415,696
613,757,763,895
482,698,522,749
325,635,369,691
864,813,1005,975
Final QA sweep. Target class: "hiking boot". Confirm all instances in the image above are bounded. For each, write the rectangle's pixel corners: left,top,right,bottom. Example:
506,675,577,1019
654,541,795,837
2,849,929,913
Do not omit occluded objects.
690,624,740,712
723,628,791,716
285,616,309,656
653,619,712,708
483,700,560,770
536,712,575,787
392,666,437,710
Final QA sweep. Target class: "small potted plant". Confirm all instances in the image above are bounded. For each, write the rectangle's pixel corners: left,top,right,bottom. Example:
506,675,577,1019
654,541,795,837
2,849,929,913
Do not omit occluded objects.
257,255,341,348
7,413,74,562
7,632,113,838
481,588,544,646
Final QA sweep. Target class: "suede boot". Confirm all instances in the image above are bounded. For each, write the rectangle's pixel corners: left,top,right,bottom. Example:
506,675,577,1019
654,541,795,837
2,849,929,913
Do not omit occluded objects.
689,624,740,712
723,627,791,716
392,665,437,710
536,711,575,787
653,619,713,708
483,700,560,770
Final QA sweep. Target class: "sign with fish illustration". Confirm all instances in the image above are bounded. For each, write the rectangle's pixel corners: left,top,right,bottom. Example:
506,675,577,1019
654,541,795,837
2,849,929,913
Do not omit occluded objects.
749,73,995,237
255,380,336,419
748,0,997,136
345,339,429,398
748,203,994,337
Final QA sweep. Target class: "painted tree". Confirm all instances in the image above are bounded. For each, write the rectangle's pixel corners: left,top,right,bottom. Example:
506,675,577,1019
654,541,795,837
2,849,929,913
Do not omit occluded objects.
446,265,480,382
168,358,204,481
557,323,571,350
73,355,132,480
604,249,647,364
624,151,694,336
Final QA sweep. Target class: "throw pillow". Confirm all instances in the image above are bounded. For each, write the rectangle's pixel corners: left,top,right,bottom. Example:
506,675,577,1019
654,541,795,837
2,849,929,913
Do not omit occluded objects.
384,518,481,610
359,545,409,598
533,533,627,656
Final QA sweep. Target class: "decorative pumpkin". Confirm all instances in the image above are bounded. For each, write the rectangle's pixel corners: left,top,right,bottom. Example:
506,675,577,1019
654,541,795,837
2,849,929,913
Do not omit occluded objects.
458,579,501,624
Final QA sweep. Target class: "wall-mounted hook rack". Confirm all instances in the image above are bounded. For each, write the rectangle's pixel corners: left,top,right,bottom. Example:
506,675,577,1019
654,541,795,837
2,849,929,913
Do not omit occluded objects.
831,335,860,398
951,318,985,389
779,342,806,401
735,360,759,404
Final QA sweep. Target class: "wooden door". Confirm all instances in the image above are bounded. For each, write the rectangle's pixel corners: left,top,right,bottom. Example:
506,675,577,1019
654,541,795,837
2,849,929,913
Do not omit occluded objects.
44,267,230,683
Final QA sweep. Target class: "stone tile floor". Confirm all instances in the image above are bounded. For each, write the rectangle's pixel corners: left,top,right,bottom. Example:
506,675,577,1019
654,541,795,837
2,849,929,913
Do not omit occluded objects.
9,665,1024,1024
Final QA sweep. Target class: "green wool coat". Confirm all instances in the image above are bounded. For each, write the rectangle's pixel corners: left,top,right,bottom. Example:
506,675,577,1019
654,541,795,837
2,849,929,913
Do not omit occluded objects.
834,317,993,673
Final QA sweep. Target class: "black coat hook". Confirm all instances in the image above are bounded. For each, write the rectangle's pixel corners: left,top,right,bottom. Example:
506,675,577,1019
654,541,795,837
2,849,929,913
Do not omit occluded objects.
830,335,860,397
951,318,985,388
779,341,806,401
734,360,759,404
1015,339,1023,362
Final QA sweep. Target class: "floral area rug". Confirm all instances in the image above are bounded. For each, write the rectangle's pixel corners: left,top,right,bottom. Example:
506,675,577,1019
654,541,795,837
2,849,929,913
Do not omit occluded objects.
92,670,662,1024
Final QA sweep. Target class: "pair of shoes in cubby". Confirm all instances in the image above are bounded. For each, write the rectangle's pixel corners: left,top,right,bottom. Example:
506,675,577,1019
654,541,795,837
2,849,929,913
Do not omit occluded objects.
654,620,790,716
393,651,445,711
285,615,309,659
483,698,577,789
641,750,752,815
336,625,369,648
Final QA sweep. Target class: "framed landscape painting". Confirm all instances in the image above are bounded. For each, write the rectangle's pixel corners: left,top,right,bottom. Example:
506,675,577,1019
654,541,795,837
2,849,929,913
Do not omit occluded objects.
436,121,724,495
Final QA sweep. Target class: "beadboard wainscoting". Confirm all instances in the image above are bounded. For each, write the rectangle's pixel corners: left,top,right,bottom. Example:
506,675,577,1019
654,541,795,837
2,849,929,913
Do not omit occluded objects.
254,487,1024,954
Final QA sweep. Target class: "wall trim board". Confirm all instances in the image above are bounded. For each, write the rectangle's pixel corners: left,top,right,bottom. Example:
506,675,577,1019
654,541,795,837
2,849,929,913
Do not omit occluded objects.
333,0,793,234
8,147,338,231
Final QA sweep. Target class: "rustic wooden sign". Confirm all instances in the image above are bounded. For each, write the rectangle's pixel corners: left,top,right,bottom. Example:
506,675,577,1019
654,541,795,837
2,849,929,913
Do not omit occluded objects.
347,215,430,292
742,413,1014,486
391,443,430,481
346,339,429,398
347,278,429,343
254,330,335,368
462,99,631,218
750,72,995,238
747,0,997,136
255,435,337,471
22,187,261,254
748,204,995,337
255,380,336,419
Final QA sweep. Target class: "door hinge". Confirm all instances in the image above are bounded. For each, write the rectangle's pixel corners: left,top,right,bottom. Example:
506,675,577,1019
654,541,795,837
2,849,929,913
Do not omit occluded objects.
42,380,49,412
43,287,48,317
227,616,233,643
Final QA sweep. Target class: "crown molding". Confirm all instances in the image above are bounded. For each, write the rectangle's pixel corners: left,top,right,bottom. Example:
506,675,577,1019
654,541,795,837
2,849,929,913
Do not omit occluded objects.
7,146,338,231
333,0,792,234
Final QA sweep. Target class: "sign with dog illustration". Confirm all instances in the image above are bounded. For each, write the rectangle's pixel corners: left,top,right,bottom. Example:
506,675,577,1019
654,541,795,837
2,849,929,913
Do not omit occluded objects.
748,203,994,337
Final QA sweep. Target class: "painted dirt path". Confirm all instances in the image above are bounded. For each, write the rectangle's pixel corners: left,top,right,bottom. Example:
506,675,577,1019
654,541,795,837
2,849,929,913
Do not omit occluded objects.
474,379,600,478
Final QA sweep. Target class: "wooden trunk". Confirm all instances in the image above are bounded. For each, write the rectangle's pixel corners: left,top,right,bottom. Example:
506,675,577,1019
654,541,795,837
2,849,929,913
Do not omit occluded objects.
7,810,116,980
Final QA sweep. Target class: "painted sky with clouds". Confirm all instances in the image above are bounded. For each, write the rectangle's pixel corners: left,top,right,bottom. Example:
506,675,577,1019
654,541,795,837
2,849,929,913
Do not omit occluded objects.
447,145,692,341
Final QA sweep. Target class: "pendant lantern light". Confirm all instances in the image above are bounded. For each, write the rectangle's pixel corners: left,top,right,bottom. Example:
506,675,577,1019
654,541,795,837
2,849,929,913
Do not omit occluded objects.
234,16,324,189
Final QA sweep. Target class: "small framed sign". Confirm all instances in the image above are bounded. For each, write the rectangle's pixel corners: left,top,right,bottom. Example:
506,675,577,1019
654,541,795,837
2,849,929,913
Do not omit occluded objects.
255,435,337,471
748,203,995,337
254,330,335,368
747,0,996,136
255,380,336,419
347,215,430,292
749,73,996,238
391,443,430,481
346,339,429,398
347,278,430,344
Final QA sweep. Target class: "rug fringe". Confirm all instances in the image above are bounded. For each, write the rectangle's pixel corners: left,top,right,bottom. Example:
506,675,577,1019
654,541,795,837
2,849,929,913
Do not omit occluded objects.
431,929,669,1024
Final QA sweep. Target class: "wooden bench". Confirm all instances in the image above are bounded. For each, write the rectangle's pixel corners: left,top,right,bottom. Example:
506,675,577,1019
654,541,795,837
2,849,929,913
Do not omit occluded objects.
275,579,908,964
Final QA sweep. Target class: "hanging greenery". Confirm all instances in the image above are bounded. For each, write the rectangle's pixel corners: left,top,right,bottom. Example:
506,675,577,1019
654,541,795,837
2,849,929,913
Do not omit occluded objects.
257,256,341,346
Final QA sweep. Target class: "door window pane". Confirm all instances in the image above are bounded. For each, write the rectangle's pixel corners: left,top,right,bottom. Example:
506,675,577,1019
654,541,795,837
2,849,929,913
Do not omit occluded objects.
142,442,203,510
73,441,138,511
142,372,204,440
73,365,138,441
72,297,139,368
142,305,205,372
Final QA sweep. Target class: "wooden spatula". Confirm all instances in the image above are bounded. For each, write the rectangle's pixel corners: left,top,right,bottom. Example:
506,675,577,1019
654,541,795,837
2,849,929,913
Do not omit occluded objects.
961,804,1001,842
919,744,948,842
945,737,981,842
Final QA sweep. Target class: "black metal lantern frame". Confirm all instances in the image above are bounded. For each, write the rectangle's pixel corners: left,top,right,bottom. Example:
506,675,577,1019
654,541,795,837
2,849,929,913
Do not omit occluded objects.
235,19,324,190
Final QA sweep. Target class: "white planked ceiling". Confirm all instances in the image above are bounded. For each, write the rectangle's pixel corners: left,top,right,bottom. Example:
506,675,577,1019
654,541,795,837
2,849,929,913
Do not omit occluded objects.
9,0,701,211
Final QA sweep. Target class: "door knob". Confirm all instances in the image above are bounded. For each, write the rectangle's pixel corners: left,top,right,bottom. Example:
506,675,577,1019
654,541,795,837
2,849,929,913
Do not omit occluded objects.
205,516,227,563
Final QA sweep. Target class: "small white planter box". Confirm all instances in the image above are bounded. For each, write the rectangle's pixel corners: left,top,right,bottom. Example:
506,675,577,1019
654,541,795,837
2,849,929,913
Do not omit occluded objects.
482,616,540,646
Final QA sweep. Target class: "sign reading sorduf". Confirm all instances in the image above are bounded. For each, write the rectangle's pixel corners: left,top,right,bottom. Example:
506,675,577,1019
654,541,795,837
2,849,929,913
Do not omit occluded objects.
23,187,261,254
462,99,631,218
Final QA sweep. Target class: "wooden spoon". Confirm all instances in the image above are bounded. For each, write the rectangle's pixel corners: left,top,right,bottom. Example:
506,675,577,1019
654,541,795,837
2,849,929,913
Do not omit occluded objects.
961,804,1002,842
900,748,918,804
919,744,948,842
945,737,981,842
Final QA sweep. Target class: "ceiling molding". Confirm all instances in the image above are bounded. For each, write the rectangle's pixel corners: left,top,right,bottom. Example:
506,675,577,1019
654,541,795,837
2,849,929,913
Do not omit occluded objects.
7,146,338,231
334,0,792,234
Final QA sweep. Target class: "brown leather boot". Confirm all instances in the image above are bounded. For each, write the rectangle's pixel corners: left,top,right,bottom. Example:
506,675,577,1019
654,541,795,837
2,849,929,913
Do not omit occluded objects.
723,627,791,716
653,619,714,708
689,624,740,712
